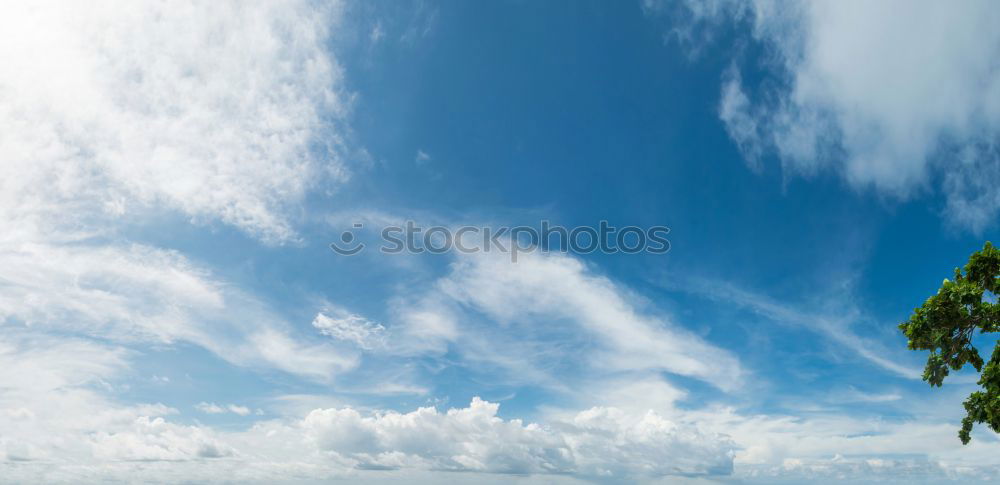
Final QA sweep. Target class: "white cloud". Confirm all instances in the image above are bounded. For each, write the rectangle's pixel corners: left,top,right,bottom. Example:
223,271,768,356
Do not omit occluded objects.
719,65,765,169
196,403,227,415
92,416,234,460
0,0,350,242
688,405,1000,483
0,241,358,381
541,374,1000,482
836,388,903,404
228,405,253,417
0,332,185,465
681,0,1000,231
740,455,997,483
313,309,387,350
394,251,744,391
196,403,252,416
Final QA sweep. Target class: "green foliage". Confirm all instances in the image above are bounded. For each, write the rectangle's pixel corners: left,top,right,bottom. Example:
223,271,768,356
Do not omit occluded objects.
900,242,1000,444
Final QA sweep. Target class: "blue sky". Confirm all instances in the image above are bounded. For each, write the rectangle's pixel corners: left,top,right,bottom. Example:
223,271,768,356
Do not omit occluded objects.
4,1,1000,483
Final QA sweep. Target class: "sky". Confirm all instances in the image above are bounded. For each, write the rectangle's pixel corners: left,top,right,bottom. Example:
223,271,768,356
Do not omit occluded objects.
3,0,1000,483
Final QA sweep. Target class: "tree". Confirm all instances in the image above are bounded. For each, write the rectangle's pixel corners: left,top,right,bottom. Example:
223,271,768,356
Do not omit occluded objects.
900,242,1000,444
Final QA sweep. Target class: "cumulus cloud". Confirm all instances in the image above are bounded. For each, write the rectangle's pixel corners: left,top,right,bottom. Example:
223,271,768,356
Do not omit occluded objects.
301,397,734,478
92,416,234,461
670,0,1000,231
545,374,1000,483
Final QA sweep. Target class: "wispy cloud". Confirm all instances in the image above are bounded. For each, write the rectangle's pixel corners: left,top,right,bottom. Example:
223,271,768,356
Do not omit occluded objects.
683,277,922,379
313,308,387,351
393,250,744,391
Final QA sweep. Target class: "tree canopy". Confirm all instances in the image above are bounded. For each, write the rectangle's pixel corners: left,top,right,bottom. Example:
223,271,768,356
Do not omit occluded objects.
900,242,1000,444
